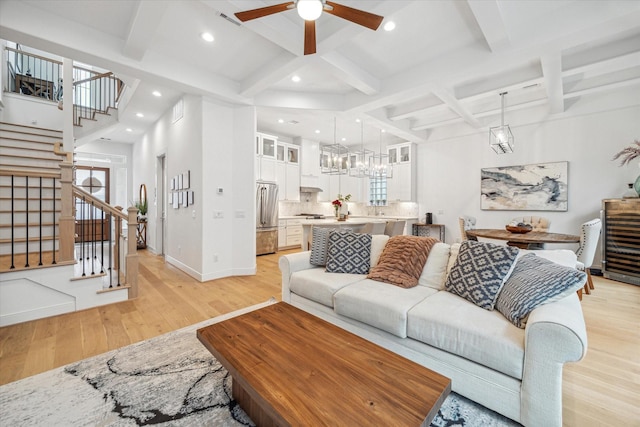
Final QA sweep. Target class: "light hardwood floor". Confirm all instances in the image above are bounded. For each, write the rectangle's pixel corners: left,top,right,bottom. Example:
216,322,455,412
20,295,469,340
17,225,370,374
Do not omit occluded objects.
1,249,638,426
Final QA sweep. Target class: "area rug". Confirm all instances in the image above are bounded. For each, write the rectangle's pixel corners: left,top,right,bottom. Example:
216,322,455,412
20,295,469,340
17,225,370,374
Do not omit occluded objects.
0,300,519,426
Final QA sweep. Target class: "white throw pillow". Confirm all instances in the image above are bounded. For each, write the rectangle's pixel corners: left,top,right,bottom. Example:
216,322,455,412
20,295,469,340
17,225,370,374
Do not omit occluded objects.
418,242,451,290
370,235,390,268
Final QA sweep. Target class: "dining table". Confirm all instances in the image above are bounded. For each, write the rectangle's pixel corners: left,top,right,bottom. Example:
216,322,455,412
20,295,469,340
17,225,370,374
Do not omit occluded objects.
465,228,581,249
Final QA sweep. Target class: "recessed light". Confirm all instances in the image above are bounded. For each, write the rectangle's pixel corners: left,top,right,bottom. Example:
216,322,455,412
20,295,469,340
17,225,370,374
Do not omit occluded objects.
291,75,301,83
201,32,214,42
383,21,396,31
315,129,320,134
152,90,162,97
136,113,144,118
126,128,133,132
355,118,361,123
278,119,284,123
341,137,347,142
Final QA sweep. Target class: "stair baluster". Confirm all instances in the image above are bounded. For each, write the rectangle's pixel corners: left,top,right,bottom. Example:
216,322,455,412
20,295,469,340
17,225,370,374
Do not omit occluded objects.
39,177,43,266
10,175,15,269
52,177,57,264
24,176,29,268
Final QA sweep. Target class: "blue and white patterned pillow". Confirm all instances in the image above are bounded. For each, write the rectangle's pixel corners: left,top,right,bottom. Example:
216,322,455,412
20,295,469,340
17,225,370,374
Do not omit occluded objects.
309,227,334,266
496,253,586,328
445,240,519,310
325,231,372,274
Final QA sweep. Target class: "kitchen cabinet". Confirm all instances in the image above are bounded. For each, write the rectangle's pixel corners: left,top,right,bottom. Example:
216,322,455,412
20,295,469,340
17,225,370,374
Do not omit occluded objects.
256,133,277,182
278,218,303,249
276,142,300,201
387,142,416,202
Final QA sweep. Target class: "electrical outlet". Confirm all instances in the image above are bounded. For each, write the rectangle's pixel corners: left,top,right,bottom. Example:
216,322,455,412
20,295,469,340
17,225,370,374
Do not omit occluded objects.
438,210,444,215
213,211,224,219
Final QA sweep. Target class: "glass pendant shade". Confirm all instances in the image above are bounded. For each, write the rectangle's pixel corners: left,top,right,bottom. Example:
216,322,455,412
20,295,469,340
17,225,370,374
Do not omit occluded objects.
321,144,349,175
489,92,514,154
297,0,323,21
489,125,514,154
349,121,374,177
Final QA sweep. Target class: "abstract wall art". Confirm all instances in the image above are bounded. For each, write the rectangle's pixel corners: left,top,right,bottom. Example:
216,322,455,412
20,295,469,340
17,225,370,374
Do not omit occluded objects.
481,161,568,211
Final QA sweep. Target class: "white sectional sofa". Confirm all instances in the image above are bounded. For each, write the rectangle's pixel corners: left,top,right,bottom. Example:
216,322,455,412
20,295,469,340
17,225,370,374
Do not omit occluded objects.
279,235,588,427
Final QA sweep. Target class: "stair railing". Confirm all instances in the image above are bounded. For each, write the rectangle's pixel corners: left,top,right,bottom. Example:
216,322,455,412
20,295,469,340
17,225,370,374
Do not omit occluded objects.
5,46,61,100
72,185,138,296
72,68,124,126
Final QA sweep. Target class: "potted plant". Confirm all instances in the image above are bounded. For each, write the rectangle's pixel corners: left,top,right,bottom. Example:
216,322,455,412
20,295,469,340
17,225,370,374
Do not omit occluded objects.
135,199,148,221
613,140,640,196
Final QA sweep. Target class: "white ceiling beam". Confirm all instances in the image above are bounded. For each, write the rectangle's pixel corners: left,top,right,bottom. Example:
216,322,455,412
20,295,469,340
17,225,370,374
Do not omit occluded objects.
467,0,510,52
320,51,380,95
541,54,564,114
563,51,640,79
122,1,169,61
253,89,345,111
430,86,482,128
364,109,429,144
564,77,640,99
387,95,445,121
239,53,305,97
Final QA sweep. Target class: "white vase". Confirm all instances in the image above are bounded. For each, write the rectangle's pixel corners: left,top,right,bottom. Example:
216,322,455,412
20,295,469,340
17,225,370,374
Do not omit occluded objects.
340,203,349,218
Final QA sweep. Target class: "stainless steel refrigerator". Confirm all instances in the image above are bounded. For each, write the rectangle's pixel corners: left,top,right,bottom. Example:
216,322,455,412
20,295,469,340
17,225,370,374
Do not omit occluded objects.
256,181,279,255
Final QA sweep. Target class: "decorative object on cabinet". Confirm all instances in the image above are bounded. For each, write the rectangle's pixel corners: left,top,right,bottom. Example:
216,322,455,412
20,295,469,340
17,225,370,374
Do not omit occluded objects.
337,193,351,218
489,92,514,154
412,223,445,242
349,120,373,178
331,199,342,218
612,140,640,196
481,161,568,211
601,198,640,286
234,1,383,56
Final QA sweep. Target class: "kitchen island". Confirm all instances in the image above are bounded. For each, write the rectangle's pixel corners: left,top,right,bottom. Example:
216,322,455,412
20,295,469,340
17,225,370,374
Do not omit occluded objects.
299,217,406,250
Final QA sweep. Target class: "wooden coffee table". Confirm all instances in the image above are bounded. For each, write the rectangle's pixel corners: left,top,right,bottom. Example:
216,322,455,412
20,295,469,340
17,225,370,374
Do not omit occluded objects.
197,302,451,426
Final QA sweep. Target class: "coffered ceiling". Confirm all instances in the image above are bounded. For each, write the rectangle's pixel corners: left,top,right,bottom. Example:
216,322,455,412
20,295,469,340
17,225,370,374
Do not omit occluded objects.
1,0,639,146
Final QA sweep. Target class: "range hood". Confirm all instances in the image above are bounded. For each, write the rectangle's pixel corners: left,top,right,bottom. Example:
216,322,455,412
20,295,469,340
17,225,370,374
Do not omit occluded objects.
300,186,323,193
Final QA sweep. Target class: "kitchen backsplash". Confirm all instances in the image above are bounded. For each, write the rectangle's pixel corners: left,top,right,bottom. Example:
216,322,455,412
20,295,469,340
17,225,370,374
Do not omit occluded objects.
279,197,419,218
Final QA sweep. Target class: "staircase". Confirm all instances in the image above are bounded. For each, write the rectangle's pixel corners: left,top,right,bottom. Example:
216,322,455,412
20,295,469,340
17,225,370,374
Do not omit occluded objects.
0,122,138,327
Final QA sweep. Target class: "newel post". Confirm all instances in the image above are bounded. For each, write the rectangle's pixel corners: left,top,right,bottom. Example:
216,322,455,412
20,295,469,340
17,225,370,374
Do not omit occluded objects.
58,161,75,262
126,206,139,298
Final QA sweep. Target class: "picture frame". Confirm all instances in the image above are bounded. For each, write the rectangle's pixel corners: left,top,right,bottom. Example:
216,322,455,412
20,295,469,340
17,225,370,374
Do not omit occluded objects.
481,161,568,211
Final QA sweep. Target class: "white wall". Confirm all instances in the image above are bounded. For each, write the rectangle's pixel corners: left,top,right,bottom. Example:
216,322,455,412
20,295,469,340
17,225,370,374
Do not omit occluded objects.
133,96,256,281
417,104,640,268
0,93,62,129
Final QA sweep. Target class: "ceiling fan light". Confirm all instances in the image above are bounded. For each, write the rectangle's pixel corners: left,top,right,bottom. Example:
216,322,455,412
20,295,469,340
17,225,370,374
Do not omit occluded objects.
297,0,323,21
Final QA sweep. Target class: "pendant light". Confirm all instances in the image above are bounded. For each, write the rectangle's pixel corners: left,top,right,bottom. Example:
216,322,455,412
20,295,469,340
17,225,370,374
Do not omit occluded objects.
489,92,514,154
320,117,349,175
349,119,374,178
369,129,393,179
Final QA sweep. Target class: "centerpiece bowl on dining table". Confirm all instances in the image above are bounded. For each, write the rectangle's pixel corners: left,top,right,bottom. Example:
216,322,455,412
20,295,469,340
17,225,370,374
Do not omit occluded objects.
506,225,533,234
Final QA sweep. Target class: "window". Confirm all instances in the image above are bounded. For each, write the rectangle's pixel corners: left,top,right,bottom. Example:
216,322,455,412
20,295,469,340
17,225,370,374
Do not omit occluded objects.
369,175,387,206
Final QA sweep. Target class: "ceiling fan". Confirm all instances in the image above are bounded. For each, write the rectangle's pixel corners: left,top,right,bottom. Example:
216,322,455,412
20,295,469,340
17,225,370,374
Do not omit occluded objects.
234,0,384,55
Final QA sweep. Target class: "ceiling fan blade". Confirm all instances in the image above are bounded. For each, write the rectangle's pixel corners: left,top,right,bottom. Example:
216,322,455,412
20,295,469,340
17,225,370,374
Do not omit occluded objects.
234,2,294,22
304,20,317,55
324,1,384,30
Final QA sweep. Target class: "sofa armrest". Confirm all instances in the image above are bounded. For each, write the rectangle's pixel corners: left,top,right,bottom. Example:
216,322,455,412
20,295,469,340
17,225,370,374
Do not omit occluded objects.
279,251,314,303
520,293,587,426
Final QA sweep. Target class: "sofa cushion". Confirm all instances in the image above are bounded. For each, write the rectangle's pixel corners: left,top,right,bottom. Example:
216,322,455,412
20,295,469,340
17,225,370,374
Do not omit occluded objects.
446,243,461,276
418,242,451,290
326,231,372,274
496,253,587,328
445,240,519,310
407,291,525,379
367,236,439,288
333,279,438,338
290,268,366,308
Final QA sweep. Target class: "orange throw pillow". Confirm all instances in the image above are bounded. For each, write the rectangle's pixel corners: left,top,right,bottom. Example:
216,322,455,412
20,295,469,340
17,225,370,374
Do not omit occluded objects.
367,236,438,288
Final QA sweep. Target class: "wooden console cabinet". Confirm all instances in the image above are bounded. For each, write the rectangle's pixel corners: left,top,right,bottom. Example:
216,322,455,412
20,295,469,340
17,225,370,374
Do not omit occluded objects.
602,198,640,286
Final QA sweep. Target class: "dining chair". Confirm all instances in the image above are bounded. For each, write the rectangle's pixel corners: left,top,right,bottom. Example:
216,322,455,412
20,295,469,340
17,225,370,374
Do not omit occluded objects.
458,216,477,241
575,218,602,295
511,216,550,249
361,222,386,235
384,220,406,237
